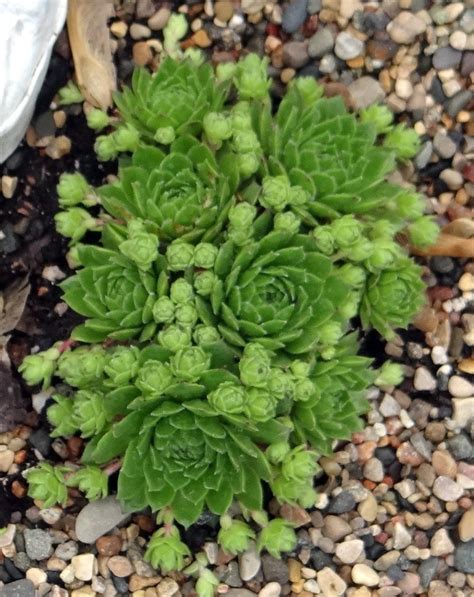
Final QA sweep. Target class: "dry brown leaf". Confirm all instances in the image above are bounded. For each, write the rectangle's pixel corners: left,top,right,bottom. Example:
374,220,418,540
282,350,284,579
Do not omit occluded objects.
67,0,116,108
0,277,31,336
412,233,474,258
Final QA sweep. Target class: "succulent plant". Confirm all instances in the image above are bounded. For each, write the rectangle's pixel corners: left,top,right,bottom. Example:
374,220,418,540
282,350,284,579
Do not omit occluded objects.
21,52,437,569
24,463,69,508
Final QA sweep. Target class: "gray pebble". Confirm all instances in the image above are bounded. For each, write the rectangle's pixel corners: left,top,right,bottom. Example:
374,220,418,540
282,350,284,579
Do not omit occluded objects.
328,491,356,514
430,256,454,273
433,132,457,159
75,496,130,544
335,32,364,60
261,554,289,584
0,580,35,597
308,29,334,58
433,47,462,70
283,41,310,68
282,0,308,33
446,90,473,117
419,557,439,587
461,52,474,77
221,561,243,587
415,141,433,169
447,435,473,460
307,0,322,14
24,529,52,560
410,431,433,460
54,540,78,561
226,590,257,597
348,77,385,109
460,9,474,33
454,540,474,574
12,552,32,572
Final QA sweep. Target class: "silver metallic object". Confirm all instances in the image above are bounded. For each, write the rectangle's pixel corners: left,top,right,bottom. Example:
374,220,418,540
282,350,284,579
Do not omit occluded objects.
0,0,68,163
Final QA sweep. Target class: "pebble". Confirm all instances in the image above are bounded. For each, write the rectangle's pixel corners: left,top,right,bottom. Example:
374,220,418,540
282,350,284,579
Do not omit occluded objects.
282,0,308,33
351,563,380,587
241,0,266,14
239,544,261,581
71,554,96,581
129,23,151,40
96,535,122,556
452,397,474,429
358,493,378,523
335,539,364,564
387,12,426,44
262,555,290,584
433,132,457,159
440,168,464,190
415,141,433,169
0,579,35,597
107,555,134,577
132,41,153,66
432,450,457,478
433,476,463,502
24,529,53,560
75,497,130,544
447,90,473,117
1,176,18,199
433,47,462,70
110,21,128,38
363,457,384,482
25,567,47,587
282,41,310,68
54,541,78,561
448,375,473,397
156,578,180,597
317,567,347,596
0,449,14,472
308,29,334,58
322,516,352,541
335,32,364,60
419,557,439,587
258,582,282,597
431,3,465,25
454,540,474,573
348,77,385,109
45,136,71,159
413,366,437,391
328,491,356,514
148,7,171,30
431,529,455,556
459,509,474,542
393,523,412,550
215,1,234,22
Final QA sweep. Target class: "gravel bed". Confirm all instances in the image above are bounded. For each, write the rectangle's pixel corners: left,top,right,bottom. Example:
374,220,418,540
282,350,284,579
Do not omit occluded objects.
0,0,472,595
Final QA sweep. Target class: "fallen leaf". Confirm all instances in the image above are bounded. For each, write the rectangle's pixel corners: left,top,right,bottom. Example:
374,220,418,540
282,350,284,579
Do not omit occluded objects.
0,277,30,336
67,0,116,108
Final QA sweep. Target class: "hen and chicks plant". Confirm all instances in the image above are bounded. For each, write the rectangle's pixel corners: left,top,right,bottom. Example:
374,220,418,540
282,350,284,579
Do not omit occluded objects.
20,51,437,580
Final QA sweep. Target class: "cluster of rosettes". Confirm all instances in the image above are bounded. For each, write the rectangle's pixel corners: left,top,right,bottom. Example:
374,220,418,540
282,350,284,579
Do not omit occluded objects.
20,52,435,574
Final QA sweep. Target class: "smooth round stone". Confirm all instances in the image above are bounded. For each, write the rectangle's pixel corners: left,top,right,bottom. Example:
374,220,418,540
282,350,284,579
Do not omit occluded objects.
448,375,474,397
282,0,308,33
308,29,334,58
433,476,463,502
348,76,385,109
454,540,474,573
75,497,130,544
433,47,462,70
387,11,426,44
282,41,310,68
433,132,457,159
335,32,364,60
352,563,380,587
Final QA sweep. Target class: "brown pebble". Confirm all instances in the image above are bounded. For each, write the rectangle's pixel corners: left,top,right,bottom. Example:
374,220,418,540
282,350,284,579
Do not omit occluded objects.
133,41,153,66
45,136,71,159
96,535,122,557
193,29,212,48
396,442,424,466
53,111,67,128
366,39,398,61
215,0,233,22
135,515,155,533
11,480,27,498
67,437,84,459
280,504,312,527
346,56,364,69
128,575,161,592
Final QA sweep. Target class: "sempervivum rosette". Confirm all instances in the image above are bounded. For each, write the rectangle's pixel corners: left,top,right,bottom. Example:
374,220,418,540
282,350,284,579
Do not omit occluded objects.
113,58,229,142
61,244,158,343
196,229,349,354
361,258,426,339
99,140,239,242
